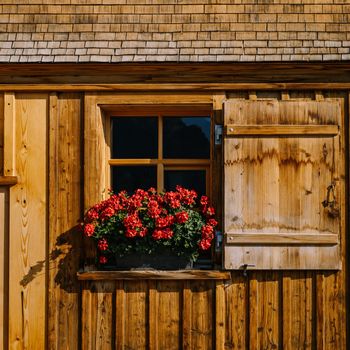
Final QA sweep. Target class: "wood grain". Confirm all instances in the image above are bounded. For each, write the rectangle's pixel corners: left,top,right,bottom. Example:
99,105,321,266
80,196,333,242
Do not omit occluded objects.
82,281,114,350
0,93,3,176
48,93,82,350
225,124,339,136
3,92,15,176
226,233,339,245
124,281,148,350
0,176,17,186
249,272,280,350
224,99,342,270
0,188,8,350
9,94,47,350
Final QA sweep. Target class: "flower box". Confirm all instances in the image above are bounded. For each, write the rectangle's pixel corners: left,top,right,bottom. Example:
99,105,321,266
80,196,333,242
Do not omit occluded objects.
83,186,217,270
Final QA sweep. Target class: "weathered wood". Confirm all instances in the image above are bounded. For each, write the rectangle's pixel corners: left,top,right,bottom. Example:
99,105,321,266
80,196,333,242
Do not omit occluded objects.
3,92,15,176
226,233,339,245
77,270,231,280
156,281,182,350
48,93,82,350
0,176,17,186
9,94,47,349
0,188,8,350
115,281,125,350
3,82,350,91
224,99,342,270
225,124,339,136
124,281,148,349
0,93,3,176
190,280,214,350
82,281,114,350
249,272,280,350
183,281,192,350
283,272,313,350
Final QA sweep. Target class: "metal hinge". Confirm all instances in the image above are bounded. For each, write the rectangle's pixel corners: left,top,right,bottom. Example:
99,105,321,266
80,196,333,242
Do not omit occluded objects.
215,125,223,145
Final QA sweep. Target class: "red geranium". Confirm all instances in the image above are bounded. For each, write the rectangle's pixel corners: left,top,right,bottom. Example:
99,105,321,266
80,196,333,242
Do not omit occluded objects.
82,187,218,265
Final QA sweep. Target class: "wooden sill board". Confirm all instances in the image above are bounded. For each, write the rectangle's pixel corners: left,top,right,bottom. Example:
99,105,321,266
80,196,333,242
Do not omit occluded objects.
0,176,18,186
77,270,231,280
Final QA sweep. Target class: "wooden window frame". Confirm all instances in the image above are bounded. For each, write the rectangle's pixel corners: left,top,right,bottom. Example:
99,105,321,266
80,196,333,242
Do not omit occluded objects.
104,105,213,197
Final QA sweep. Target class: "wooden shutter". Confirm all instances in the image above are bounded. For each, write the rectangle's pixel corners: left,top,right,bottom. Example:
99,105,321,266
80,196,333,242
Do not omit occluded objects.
223,99,342,270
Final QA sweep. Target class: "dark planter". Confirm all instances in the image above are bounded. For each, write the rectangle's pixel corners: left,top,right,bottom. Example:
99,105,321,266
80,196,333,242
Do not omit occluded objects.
101,252,193,270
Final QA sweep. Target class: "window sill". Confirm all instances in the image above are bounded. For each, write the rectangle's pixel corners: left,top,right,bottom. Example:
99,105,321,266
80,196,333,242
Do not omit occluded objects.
0,176,18,186
77,270,230,280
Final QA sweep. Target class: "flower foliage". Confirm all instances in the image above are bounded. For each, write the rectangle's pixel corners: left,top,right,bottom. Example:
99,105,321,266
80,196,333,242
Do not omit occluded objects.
83,186,218,265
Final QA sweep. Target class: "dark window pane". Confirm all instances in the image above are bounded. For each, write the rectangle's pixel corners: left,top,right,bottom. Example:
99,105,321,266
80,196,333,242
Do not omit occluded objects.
163,117,210,159
112,166,157,194
164,170,206,196
111,117,158,158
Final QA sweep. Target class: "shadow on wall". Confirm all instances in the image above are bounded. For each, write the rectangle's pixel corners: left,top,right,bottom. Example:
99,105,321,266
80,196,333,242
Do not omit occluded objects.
20,225,82,293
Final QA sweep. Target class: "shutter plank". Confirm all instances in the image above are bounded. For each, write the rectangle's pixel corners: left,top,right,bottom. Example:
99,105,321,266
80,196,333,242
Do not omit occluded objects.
225,124,338,136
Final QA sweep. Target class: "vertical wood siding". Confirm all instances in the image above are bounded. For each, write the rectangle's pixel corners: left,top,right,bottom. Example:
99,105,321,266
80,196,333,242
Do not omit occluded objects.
0,91,348,349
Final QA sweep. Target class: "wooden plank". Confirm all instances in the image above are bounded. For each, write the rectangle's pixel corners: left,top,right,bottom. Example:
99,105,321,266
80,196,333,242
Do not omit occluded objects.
225,124,339,136
190,280,214,350
123,281,148,350
0,188,8,350
224,273,247,350
148,281,159,350
226,233,339,245
283,272,313,350
48,93,82,350
249,272,280,350
9,93,47,350
77,270,231,280
182,281,192,350
215,281,225,350
157,281,181,350
3,92,15,176
115,281,125,350
0,93,3,175
0,176,18,186
81,281,114,350
3,82,350,91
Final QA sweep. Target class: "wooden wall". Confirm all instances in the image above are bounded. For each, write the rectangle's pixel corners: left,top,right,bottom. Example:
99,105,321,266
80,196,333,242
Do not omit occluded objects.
0,89,348,350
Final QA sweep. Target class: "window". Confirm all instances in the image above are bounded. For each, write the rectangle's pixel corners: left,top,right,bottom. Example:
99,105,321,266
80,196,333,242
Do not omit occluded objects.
106,106,212,197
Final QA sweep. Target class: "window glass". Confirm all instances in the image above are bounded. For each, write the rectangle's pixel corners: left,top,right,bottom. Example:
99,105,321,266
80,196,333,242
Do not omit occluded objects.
163,117,210,159
111,166,157,194
111,117,158,158
164,169,206,197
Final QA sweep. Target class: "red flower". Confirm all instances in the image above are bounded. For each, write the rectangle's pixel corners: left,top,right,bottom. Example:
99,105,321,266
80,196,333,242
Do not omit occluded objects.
175,211,189,223
200,195,209,206
126,228,138,238
99,256,108,264
98,238,108,251
147,200,162,218
123,213,142,228
152,228,174,240
207,218,218,227
164,191,181,209
201,224,214,239
156,215,174,228
84,223,95,237
139,227,148,237
86,209,99,221
199,239,211,250
203,206,215,217
100,207,115,220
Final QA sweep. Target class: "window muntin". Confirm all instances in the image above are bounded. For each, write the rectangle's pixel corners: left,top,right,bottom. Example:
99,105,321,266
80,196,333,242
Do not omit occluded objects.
108,109,211,195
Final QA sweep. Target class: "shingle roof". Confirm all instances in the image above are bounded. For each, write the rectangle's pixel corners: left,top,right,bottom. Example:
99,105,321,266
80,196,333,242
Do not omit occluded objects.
1,1,350,63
